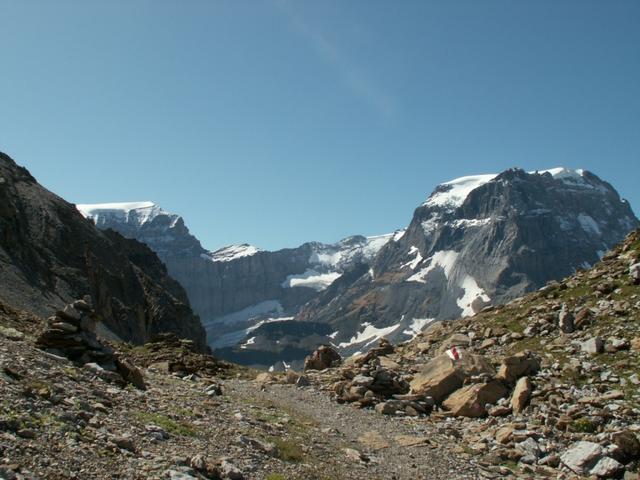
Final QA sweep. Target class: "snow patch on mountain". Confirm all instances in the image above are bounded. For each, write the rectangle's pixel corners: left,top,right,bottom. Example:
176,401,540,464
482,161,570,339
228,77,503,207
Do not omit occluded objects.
457,275,491,317
338,322,401,349
204,300,283,327
402,317,436,337
422,168,594,213
407,250,459,283
393,229,406,241
310,234,393,269
401,246,423,270
449,218,492,229
209,244,262,262
282,270,342,291
424,174,498,208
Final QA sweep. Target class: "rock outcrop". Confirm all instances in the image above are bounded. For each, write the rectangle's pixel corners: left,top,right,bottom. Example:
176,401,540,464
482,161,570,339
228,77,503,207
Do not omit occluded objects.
36,298,146,389
303,228,640,479
298,168,638,354
0,152,206,351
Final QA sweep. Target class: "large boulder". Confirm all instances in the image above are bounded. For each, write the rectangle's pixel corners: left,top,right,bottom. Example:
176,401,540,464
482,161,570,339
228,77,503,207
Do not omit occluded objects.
304,345,341,371
410,354,494,403
441,380,508,417
510,376,532,414
436,334,471,354
560,441,603,475
611,431,640,462
496,351,540,384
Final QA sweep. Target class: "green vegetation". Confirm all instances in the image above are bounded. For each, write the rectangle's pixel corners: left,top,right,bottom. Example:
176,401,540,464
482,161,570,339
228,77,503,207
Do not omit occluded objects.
265,474,287,480
572,418,597,433
132,411,197,437
272,437,305,462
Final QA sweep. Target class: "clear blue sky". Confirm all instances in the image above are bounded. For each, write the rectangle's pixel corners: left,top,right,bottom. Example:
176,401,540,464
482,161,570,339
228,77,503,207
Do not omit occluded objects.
1,1,638,251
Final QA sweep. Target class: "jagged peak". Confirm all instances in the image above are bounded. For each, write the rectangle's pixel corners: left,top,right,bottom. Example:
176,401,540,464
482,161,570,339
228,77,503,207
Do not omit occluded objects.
76,201,178,227
423,167,605,210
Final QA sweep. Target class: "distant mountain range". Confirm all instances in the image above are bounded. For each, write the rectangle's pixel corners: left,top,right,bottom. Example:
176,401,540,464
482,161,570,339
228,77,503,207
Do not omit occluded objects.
77,201,396,358
78,167,638,369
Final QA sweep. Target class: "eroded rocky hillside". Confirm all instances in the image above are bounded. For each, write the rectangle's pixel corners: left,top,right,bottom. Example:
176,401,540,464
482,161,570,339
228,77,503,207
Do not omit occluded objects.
0,153,206,351
292,228,640,479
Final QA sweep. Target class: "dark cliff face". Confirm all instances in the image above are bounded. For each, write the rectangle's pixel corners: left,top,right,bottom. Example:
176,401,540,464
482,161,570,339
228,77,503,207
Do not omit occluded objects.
0,152,207,352
297,168,639,354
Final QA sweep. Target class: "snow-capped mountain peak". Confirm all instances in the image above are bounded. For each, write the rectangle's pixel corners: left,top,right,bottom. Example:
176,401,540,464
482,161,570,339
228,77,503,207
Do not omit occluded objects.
77,201,175,227
423,167,594,211
424,174,498,209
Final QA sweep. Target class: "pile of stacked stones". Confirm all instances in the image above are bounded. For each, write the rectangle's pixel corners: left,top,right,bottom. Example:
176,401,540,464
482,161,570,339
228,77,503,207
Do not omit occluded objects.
36,297,145,389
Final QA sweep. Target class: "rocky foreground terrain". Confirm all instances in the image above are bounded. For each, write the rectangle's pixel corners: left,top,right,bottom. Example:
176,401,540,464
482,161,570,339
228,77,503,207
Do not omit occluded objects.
1,228,639,479
294,228,640,479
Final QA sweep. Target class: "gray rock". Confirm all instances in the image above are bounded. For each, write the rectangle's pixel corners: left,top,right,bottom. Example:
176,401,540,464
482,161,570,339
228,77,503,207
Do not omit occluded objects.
375,400,405,415
351,375,375,387
166,470,198,480
295,375,310,387
516,437,541,459
581,337,604,355
0,326,25,341
630,262,640,284
50,322,77,333
590,456,624,478
560,441,603,475
220,460,244,480
558,304,575,333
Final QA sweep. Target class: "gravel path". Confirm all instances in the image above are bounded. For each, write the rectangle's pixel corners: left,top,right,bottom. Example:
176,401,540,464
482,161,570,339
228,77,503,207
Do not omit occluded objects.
226,379,483,480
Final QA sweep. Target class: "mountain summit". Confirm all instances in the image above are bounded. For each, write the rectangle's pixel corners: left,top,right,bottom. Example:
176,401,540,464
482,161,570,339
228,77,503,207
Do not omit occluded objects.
296,167,638,355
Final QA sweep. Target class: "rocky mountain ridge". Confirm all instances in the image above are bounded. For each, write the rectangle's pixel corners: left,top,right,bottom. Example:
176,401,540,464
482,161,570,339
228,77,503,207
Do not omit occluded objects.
296,167,638,355
77,202,396,359
0,152,207,351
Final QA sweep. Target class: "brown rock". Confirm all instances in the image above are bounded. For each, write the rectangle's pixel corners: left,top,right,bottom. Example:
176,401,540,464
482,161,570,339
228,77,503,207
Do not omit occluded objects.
574,308,592,329
409,354,494,403
358,431,390,451
114,355,146,390
442,380,508,417
436,334,471,354
510,376,532,414
255,372,276,383
612,431,640,461
496,425,515,444
496,351,540,384
304,345,341,371
378,356,400,370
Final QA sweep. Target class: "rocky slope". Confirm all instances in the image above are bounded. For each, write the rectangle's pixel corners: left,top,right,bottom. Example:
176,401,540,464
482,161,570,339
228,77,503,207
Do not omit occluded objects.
2,158,639,479
77,202,394,359
0,152,206,351
295,227,640,479
0,298,480,480
297,168,638,355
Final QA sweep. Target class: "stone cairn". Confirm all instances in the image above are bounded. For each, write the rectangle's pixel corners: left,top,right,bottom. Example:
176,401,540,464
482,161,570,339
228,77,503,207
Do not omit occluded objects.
36,297,145,389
